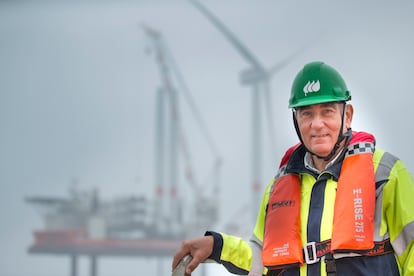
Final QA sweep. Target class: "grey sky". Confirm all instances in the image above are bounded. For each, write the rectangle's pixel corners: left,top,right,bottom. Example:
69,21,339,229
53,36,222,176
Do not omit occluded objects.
1,0,414,275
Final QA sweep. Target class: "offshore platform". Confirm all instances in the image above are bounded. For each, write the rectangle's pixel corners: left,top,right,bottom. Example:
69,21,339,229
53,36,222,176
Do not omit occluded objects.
25,183,219,276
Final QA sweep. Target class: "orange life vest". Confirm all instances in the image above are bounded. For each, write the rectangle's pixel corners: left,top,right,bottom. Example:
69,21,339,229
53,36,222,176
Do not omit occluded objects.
262,131,376,269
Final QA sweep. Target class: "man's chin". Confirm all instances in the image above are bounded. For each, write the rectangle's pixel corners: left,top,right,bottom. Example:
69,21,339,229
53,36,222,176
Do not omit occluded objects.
311,147,332,158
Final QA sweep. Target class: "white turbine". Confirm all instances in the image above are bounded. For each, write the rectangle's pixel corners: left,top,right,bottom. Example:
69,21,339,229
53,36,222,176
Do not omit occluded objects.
190,0,303,224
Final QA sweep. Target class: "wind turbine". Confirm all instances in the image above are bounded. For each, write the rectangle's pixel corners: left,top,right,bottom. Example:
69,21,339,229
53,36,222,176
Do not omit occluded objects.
190,0,302,224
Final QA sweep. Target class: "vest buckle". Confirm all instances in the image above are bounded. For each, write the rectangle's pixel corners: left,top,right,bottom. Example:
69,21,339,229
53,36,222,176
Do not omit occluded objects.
303,241,319,264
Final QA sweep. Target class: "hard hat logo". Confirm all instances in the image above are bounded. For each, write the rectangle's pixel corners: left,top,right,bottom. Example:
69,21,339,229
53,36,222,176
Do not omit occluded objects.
303,80,320,96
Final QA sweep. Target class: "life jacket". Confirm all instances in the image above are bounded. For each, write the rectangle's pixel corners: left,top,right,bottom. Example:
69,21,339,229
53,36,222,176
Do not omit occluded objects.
262,131,380,270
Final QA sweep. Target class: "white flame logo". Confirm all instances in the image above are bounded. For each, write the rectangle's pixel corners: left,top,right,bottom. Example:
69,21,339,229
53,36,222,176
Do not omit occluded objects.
303,80,320,96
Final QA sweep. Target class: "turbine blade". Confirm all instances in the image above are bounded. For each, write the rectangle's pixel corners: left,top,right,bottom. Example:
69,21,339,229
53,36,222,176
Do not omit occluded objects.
190,0,265,72
268,54,297,77
267,43,314,77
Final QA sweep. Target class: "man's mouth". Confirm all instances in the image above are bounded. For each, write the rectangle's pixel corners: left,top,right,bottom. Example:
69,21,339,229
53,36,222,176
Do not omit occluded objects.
312,133,329,139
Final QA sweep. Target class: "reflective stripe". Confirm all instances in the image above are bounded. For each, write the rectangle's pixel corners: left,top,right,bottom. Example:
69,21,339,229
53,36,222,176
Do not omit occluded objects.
373,151,398,241
375,152,398,182
249,234,263,247
393,221,414,256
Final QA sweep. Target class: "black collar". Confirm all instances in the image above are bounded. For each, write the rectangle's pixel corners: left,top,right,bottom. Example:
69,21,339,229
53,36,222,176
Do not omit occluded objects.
285,144,344,181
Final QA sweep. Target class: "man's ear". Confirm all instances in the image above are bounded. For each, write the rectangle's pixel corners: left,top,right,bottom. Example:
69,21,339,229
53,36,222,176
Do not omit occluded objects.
345,104,354,129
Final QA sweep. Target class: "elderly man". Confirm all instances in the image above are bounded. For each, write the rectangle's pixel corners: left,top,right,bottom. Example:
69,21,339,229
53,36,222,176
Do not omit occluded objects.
172,61,414,276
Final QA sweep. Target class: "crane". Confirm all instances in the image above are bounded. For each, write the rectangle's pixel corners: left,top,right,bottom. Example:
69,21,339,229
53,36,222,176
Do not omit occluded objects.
143,23,222,238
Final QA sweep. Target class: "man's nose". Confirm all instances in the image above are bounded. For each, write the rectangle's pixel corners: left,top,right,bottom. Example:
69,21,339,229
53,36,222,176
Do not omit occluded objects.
310,114,324,128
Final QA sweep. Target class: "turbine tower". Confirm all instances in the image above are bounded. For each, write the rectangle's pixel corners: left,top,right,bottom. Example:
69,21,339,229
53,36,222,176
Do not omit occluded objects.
190,0,301,224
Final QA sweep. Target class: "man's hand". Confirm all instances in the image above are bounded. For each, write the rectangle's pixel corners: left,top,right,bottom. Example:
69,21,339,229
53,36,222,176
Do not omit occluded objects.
172,236,214,275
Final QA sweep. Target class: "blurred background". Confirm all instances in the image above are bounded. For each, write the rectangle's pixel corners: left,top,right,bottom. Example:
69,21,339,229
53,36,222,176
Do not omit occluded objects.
1,0,414,275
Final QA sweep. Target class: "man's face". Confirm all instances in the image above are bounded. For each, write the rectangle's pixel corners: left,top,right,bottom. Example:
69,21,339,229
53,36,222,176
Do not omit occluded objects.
295,102,353,158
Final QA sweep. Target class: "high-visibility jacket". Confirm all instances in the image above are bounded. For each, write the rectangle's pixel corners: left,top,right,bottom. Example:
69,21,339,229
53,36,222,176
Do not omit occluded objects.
205,131,414,275
262,132,379,271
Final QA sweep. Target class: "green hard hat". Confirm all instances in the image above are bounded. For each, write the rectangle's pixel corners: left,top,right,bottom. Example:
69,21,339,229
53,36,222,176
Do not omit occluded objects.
289,61,351,108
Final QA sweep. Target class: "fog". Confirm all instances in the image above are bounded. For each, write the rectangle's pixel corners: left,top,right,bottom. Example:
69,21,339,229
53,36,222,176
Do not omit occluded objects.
1,0,414,275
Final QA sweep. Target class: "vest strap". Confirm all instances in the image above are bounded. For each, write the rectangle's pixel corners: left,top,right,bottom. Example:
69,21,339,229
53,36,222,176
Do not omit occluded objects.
266,239,393,275
303,238,393,264
325,252,336,276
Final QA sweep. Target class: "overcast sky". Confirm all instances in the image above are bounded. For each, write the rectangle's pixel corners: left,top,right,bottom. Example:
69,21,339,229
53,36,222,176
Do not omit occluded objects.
1,0,414,275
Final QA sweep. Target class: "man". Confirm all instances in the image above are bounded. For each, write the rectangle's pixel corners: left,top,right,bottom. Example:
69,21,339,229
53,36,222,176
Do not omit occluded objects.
172,61,414,275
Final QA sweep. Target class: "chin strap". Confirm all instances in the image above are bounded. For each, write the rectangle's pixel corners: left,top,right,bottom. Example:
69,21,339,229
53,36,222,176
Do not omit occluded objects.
319,127,352,161
293,102,351,161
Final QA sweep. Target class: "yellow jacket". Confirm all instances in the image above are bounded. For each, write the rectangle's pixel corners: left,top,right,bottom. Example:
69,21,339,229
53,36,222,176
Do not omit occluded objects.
206,138,414,275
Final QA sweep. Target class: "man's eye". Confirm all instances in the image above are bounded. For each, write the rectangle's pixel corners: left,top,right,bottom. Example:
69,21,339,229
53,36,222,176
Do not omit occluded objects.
322,108,334,114
301,111,312,117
